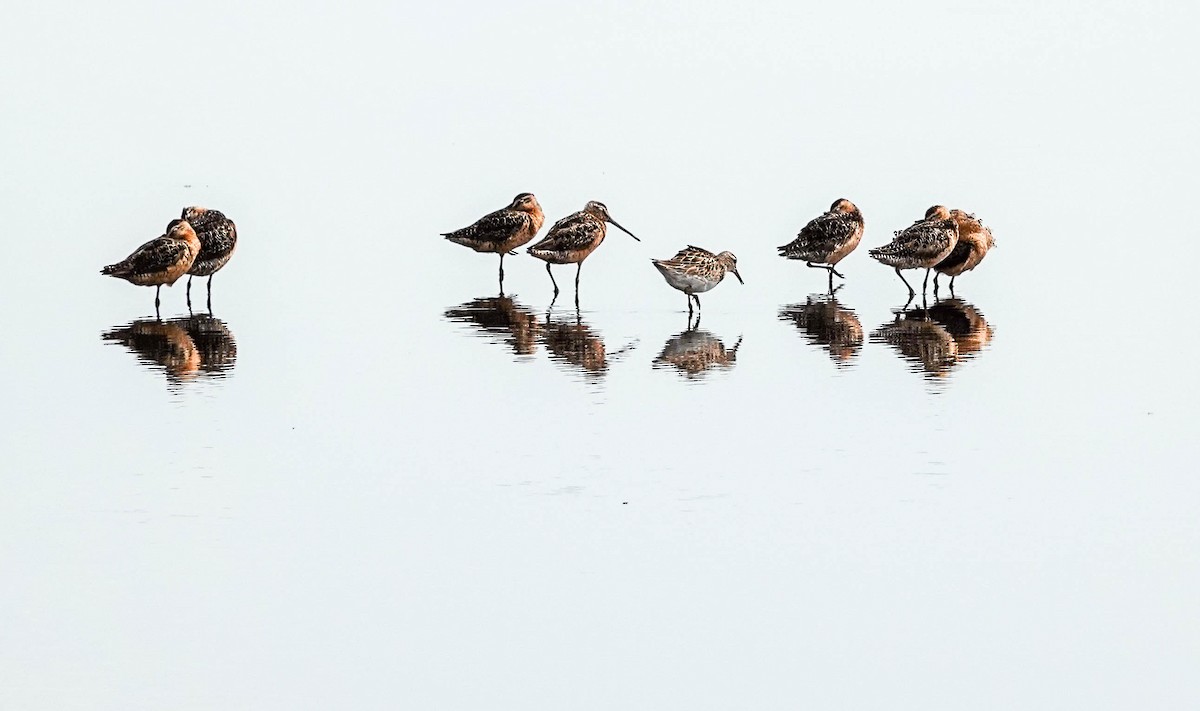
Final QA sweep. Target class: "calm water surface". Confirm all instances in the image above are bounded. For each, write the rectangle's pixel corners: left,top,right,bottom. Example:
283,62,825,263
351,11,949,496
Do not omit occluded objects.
2,1,1199,709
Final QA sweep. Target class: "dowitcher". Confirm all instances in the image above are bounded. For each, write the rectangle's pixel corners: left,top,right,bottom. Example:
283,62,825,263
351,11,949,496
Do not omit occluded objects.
871,308,959,379
181,206,238,306
444,295,543,356
101,219,201,310
651,246,743,315
443,193,544,287
102,318,202,383
777,198,864,288
868,205,959,297
527,201,639,296
933,209,995,296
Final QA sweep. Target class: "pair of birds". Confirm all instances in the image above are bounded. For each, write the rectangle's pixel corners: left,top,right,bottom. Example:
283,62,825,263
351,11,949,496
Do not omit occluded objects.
102,207,238,308
778,199,995,297
443,193,743,314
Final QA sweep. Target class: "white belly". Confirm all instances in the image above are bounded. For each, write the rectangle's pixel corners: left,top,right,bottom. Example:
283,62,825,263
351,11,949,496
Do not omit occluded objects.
660,268,719,294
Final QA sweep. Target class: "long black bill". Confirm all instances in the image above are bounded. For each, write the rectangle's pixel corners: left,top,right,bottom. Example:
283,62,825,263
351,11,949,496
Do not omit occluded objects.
732,271,744,285
609,219,640,242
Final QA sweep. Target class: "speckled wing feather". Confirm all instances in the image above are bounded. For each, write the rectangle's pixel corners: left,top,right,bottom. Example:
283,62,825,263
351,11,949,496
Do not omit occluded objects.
443,208,530,245
125,236,193,275
530,213,603,252
195,218,237,260
873,218,957,259
778,211,856,260
658,245,716,268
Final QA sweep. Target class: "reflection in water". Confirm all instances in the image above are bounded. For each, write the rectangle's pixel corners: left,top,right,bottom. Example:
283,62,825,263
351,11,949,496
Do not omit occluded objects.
778,290,863,366
542,304,627,379
653,315,741,379
102,312,237,383
444,295,542,356
871,299,994,379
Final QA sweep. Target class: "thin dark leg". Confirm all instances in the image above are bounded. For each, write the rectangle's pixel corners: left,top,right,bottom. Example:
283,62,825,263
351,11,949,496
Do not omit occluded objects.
922,268,931,294
186,276,192,306
498,254,505,293
895,267,915,297
686,293,693,316
546,262,559,295
694,295,702,314
949,276,957,298
933,272,941,299
830,266,845,278
827,268,834,293
574,262,582,292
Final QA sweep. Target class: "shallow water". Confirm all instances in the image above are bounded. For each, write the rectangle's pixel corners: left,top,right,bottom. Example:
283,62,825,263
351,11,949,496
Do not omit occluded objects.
3,1,1199,709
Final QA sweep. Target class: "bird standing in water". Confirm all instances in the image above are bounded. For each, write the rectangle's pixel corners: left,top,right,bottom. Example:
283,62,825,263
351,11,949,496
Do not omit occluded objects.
651,245,743,315
101,219,202,313
869,205,959,298
527,201,640,297
181,206,238,308
933,209,995,296
443,193,545,289
777,198,864,289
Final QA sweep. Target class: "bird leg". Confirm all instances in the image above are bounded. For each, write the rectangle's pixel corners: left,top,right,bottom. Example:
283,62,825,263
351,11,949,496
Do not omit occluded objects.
895,267,915,297
694,295,702,314
498,254,505,293
949,276,957,298
546,262,559,295
830,266,845,278
933,272,941,299
186,276,192,306
922,268,931,294
686,293,693,316
574,262,582,293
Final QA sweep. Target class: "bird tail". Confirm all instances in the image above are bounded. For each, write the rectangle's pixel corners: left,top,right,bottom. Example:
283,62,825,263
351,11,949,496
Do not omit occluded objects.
101,262,127,276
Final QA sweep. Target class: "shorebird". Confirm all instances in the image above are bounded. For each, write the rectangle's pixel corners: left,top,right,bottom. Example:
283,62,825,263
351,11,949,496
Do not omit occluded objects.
651,245,743,315
871,308,959,378
933,209,995,296
777,198,864,288
443,193,544,288
868,205,959,298
527,201,639,296
101,219,201,311
102,318,202,383
181,206,238,307
444,295,543,356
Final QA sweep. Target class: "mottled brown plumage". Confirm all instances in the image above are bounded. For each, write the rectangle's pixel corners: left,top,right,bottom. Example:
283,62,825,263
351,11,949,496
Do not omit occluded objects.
444,193,545,287
778,198,865,286
181,206,238,306
101,219,202,310
651,245,742,315
934,209,995,295
653,321,741,379
527,201,639,295
869,205,959,297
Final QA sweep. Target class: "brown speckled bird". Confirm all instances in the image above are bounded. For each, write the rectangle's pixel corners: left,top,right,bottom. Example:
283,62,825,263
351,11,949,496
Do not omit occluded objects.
181,206,238,306
651,245,742,315
443,193,545,288
869,205,959,298
933,209,995,296
777,198,865,288
101,219,201,311
527,201,639,296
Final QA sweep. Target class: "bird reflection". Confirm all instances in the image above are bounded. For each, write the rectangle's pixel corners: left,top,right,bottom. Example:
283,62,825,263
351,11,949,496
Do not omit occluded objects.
871,298,994,379
778,288,863,366
653,314,741,379
926,298,995,362
101,311,237,383
542,300,626,379
444,294,542,356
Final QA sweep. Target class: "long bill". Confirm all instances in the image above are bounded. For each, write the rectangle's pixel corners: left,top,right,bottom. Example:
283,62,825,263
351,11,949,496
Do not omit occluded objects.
609,219,640,242
731,270,744,285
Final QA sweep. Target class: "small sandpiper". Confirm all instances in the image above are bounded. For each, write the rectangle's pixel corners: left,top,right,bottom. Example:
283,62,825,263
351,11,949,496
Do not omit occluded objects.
651,245,743,315
101,219,202,311
777,198,864,288
527,201,639,296
181,206,238,307
933,209,995,296
443,193,545,288
868,205,958,298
